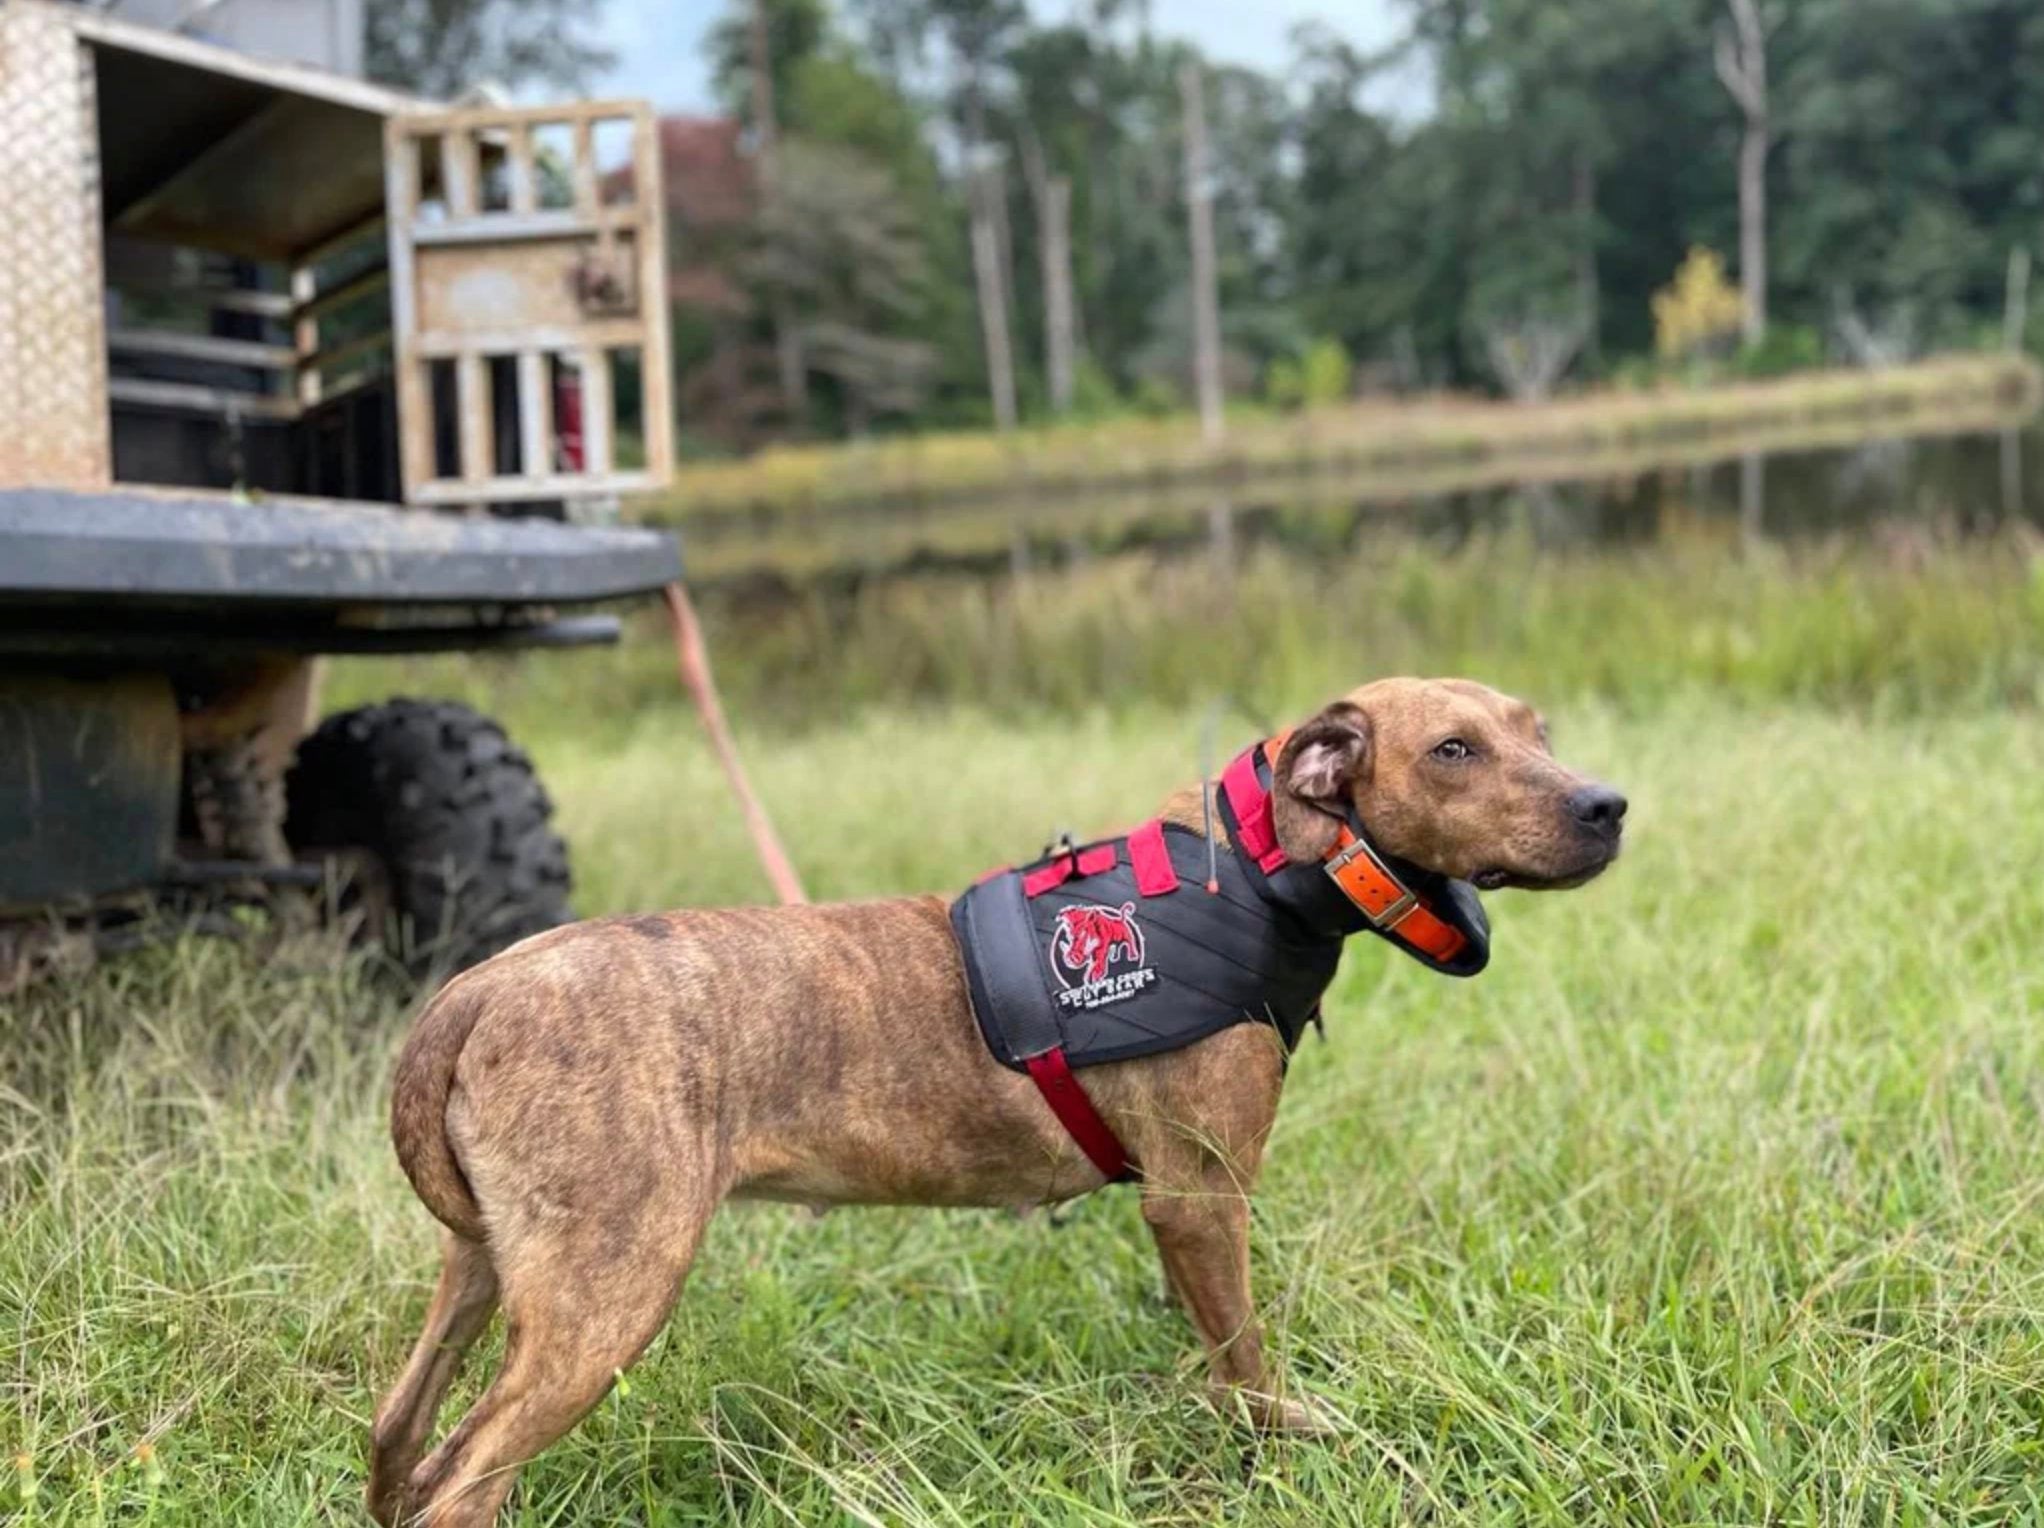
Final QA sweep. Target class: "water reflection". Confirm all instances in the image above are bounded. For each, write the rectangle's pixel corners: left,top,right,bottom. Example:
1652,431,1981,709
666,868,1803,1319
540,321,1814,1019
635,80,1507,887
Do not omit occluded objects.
681,426,2044,599
1740,451,1764,549
1206,496,1234,575
2004,428,2024,520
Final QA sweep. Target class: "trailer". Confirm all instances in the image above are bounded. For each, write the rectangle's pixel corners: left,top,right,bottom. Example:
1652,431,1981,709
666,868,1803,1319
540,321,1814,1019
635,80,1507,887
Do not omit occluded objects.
0,0,689,982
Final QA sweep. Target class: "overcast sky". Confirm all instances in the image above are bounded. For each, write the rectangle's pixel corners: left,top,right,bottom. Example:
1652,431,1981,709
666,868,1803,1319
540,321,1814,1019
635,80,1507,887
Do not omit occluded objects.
591,0,1410,117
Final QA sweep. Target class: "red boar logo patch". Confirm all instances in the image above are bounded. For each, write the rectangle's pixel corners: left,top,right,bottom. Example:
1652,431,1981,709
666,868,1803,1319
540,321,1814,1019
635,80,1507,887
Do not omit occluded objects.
1049,902,1156,1011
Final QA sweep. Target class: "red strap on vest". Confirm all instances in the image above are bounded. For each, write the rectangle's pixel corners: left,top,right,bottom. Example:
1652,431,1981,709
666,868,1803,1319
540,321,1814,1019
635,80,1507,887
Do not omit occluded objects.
1024,1048,1132,1180
1024,843,1116,897
1128,819,1178,896
1221,748,1289,872
1021,859,1070,898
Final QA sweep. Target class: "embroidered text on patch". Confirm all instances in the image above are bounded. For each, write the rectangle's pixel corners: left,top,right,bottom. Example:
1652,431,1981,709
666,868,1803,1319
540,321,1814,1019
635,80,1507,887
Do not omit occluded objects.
1050,903,1157,1011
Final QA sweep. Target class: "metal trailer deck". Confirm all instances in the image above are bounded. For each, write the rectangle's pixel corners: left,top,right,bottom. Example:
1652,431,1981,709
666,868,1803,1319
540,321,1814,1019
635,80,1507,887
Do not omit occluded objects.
0,486,683,656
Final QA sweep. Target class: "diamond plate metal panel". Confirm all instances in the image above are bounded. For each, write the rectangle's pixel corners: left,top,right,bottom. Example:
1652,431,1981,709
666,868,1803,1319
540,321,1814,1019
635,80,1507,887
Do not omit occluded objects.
0,4,111,488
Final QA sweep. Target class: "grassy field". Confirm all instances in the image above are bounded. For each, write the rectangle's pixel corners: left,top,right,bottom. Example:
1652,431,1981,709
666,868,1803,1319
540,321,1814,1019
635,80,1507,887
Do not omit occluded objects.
8,683,2044,1522
648,355,2040,517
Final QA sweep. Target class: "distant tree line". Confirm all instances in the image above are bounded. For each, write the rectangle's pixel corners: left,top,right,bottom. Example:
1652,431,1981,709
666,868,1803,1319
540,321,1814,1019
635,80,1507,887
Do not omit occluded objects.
369,0,2044,445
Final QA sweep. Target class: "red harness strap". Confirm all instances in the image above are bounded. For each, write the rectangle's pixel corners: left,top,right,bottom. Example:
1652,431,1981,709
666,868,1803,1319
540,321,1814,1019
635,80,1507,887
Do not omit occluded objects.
1024,1048,1133,1180
1022,842,1119,898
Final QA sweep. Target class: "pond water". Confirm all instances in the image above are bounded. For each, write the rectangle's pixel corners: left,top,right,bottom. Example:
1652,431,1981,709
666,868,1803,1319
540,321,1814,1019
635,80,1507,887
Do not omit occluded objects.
677,422,2044,601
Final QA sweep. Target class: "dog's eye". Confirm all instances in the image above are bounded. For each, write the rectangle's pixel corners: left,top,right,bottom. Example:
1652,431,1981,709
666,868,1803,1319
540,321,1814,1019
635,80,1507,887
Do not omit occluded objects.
1431,738,1473,762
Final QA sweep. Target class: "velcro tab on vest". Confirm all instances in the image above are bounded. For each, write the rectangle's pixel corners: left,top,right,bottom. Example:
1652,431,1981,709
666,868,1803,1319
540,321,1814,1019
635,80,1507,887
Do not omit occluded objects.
1128,820,1177,896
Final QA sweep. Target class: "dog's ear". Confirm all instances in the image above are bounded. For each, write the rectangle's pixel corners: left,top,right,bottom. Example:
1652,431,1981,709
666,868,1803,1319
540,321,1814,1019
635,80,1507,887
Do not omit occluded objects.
1271,702,1371,862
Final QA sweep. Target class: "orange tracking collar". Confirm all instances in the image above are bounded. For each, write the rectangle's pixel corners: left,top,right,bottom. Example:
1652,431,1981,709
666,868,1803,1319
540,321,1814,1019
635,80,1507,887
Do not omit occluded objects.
1221,733,1486,972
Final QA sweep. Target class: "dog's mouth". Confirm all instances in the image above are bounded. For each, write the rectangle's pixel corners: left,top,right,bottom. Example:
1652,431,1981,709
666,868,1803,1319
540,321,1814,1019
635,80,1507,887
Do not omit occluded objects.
1471,845,1619,893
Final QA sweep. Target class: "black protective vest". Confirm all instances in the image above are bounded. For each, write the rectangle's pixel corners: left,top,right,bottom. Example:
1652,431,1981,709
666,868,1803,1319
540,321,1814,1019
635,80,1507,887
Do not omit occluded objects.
952,743,1491,1077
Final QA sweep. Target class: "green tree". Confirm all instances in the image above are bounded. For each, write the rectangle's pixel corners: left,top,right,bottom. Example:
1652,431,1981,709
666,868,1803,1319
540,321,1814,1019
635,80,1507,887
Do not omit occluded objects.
758,140,939,429
700,0,955,432
364,0,611,95
678,0,2044,433
1774,0,2044,349
708,0,829,126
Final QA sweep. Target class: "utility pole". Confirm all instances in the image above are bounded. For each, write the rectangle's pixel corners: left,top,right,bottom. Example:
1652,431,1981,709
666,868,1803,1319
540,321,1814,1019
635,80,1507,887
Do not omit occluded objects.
1180,61,1224,447
749,0,807,422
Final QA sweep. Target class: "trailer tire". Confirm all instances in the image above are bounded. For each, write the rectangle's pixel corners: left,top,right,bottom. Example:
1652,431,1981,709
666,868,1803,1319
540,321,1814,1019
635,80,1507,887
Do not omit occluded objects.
285,699,571,979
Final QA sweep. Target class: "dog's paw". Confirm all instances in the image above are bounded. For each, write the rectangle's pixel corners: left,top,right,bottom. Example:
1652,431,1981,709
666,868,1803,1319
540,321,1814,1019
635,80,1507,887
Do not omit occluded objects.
362,1479,405,1528
1259,1393,1343,1436
1214,1384,1344,1437
1259,1397,1340,1429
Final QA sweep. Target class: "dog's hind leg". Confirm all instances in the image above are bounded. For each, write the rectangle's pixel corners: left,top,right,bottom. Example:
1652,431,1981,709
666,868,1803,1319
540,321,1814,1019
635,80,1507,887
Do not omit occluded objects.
398,1193,710,1527
366,1232,500,1526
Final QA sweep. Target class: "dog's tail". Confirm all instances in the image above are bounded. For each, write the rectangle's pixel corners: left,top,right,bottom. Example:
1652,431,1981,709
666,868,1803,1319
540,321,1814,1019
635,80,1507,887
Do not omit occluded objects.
389,973,490,1243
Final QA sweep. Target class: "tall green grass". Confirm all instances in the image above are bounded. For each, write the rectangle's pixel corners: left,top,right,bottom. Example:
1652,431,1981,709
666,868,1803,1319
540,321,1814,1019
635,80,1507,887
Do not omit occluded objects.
6,703,2044,1522
331,526,2044,738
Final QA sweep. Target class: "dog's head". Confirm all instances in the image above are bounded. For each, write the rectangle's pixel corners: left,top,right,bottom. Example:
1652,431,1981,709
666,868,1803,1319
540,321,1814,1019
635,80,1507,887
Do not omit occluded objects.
1270,678,1624,890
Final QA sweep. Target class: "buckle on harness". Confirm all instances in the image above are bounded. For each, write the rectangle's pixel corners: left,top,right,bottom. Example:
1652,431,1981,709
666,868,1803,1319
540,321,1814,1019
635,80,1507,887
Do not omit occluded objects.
1324,834,1419,930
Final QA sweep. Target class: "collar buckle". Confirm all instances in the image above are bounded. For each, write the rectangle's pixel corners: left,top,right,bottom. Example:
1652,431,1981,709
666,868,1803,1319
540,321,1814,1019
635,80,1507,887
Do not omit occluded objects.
1324,833,1421,931
1373,886,1420,931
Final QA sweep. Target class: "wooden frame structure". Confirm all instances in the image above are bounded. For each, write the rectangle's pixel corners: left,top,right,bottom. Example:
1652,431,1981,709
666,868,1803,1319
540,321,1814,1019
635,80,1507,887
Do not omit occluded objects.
384,101,674,507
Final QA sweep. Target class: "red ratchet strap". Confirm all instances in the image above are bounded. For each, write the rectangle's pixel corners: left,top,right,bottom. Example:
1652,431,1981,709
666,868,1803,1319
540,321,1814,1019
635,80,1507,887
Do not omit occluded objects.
1025,1048,1132,1180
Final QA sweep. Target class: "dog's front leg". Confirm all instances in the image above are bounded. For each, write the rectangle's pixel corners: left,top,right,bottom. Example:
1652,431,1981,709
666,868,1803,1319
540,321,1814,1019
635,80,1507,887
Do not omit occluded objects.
1140,1173,1333,1434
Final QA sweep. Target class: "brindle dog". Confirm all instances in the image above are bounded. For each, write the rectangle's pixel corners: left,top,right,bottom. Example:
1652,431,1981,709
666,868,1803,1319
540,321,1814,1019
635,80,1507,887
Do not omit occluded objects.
367,678,1626,1526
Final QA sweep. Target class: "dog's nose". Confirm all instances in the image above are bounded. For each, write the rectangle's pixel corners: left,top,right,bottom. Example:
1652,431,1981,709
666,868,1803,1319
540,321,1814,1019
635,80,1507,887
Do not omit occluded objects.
1568,785,1628,833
